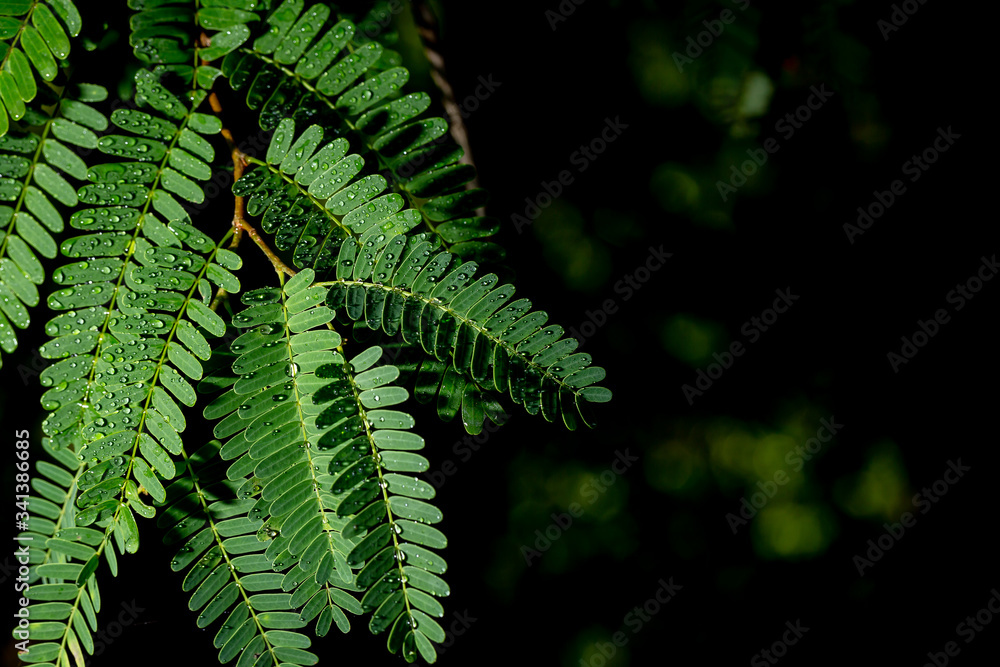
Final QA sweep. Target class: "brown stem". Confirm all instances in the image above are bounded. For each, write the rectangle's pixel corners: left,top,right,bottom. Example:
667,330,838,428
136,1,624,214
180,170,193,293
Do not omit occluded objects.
226,143,294,276
225,145,295,276
207,90,239,154
204,81,296,278
238,217,297,277
209,287,229,313
410,0,485,215
226,142,249,249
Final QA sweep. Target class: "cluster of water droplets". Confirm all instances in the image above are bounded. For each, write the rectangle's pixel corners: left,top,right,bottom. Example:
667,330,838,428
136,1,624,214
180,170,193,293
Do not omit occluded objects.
130,267,186,290
96,134,164,162
59,230,129,260
78,182,146,207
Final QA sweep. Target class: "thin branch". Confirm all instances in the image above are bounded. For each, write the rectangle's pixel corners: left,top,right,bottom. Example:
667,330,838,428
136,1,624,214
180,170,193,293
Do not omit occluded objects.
209,287,229,313
238,217,297,277
410,0,486,215
225,141,296,277
223,136,248,248
203,72,297,279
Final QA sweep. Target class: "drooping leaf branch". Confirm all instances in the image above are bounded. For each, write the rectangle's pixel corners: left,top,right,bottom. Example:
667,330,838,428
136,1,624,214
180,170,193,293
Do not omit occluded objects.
11,2,613,666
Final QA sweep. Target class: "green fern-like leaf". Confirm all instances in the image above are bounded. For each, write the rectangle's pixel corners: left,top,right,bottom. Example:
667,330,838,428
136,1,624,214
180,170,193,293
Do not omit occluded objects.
340,324,511,435
317,343,449,663
217,4,502,261
129,0,255,86
320,243,611,429
0,82,106,368
32,64,239,666
230,116,610,429
201,270,368,644
15,433,111,666
232,117,424,279
0,0,82,135
201,268,451,662
159,439,329,666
